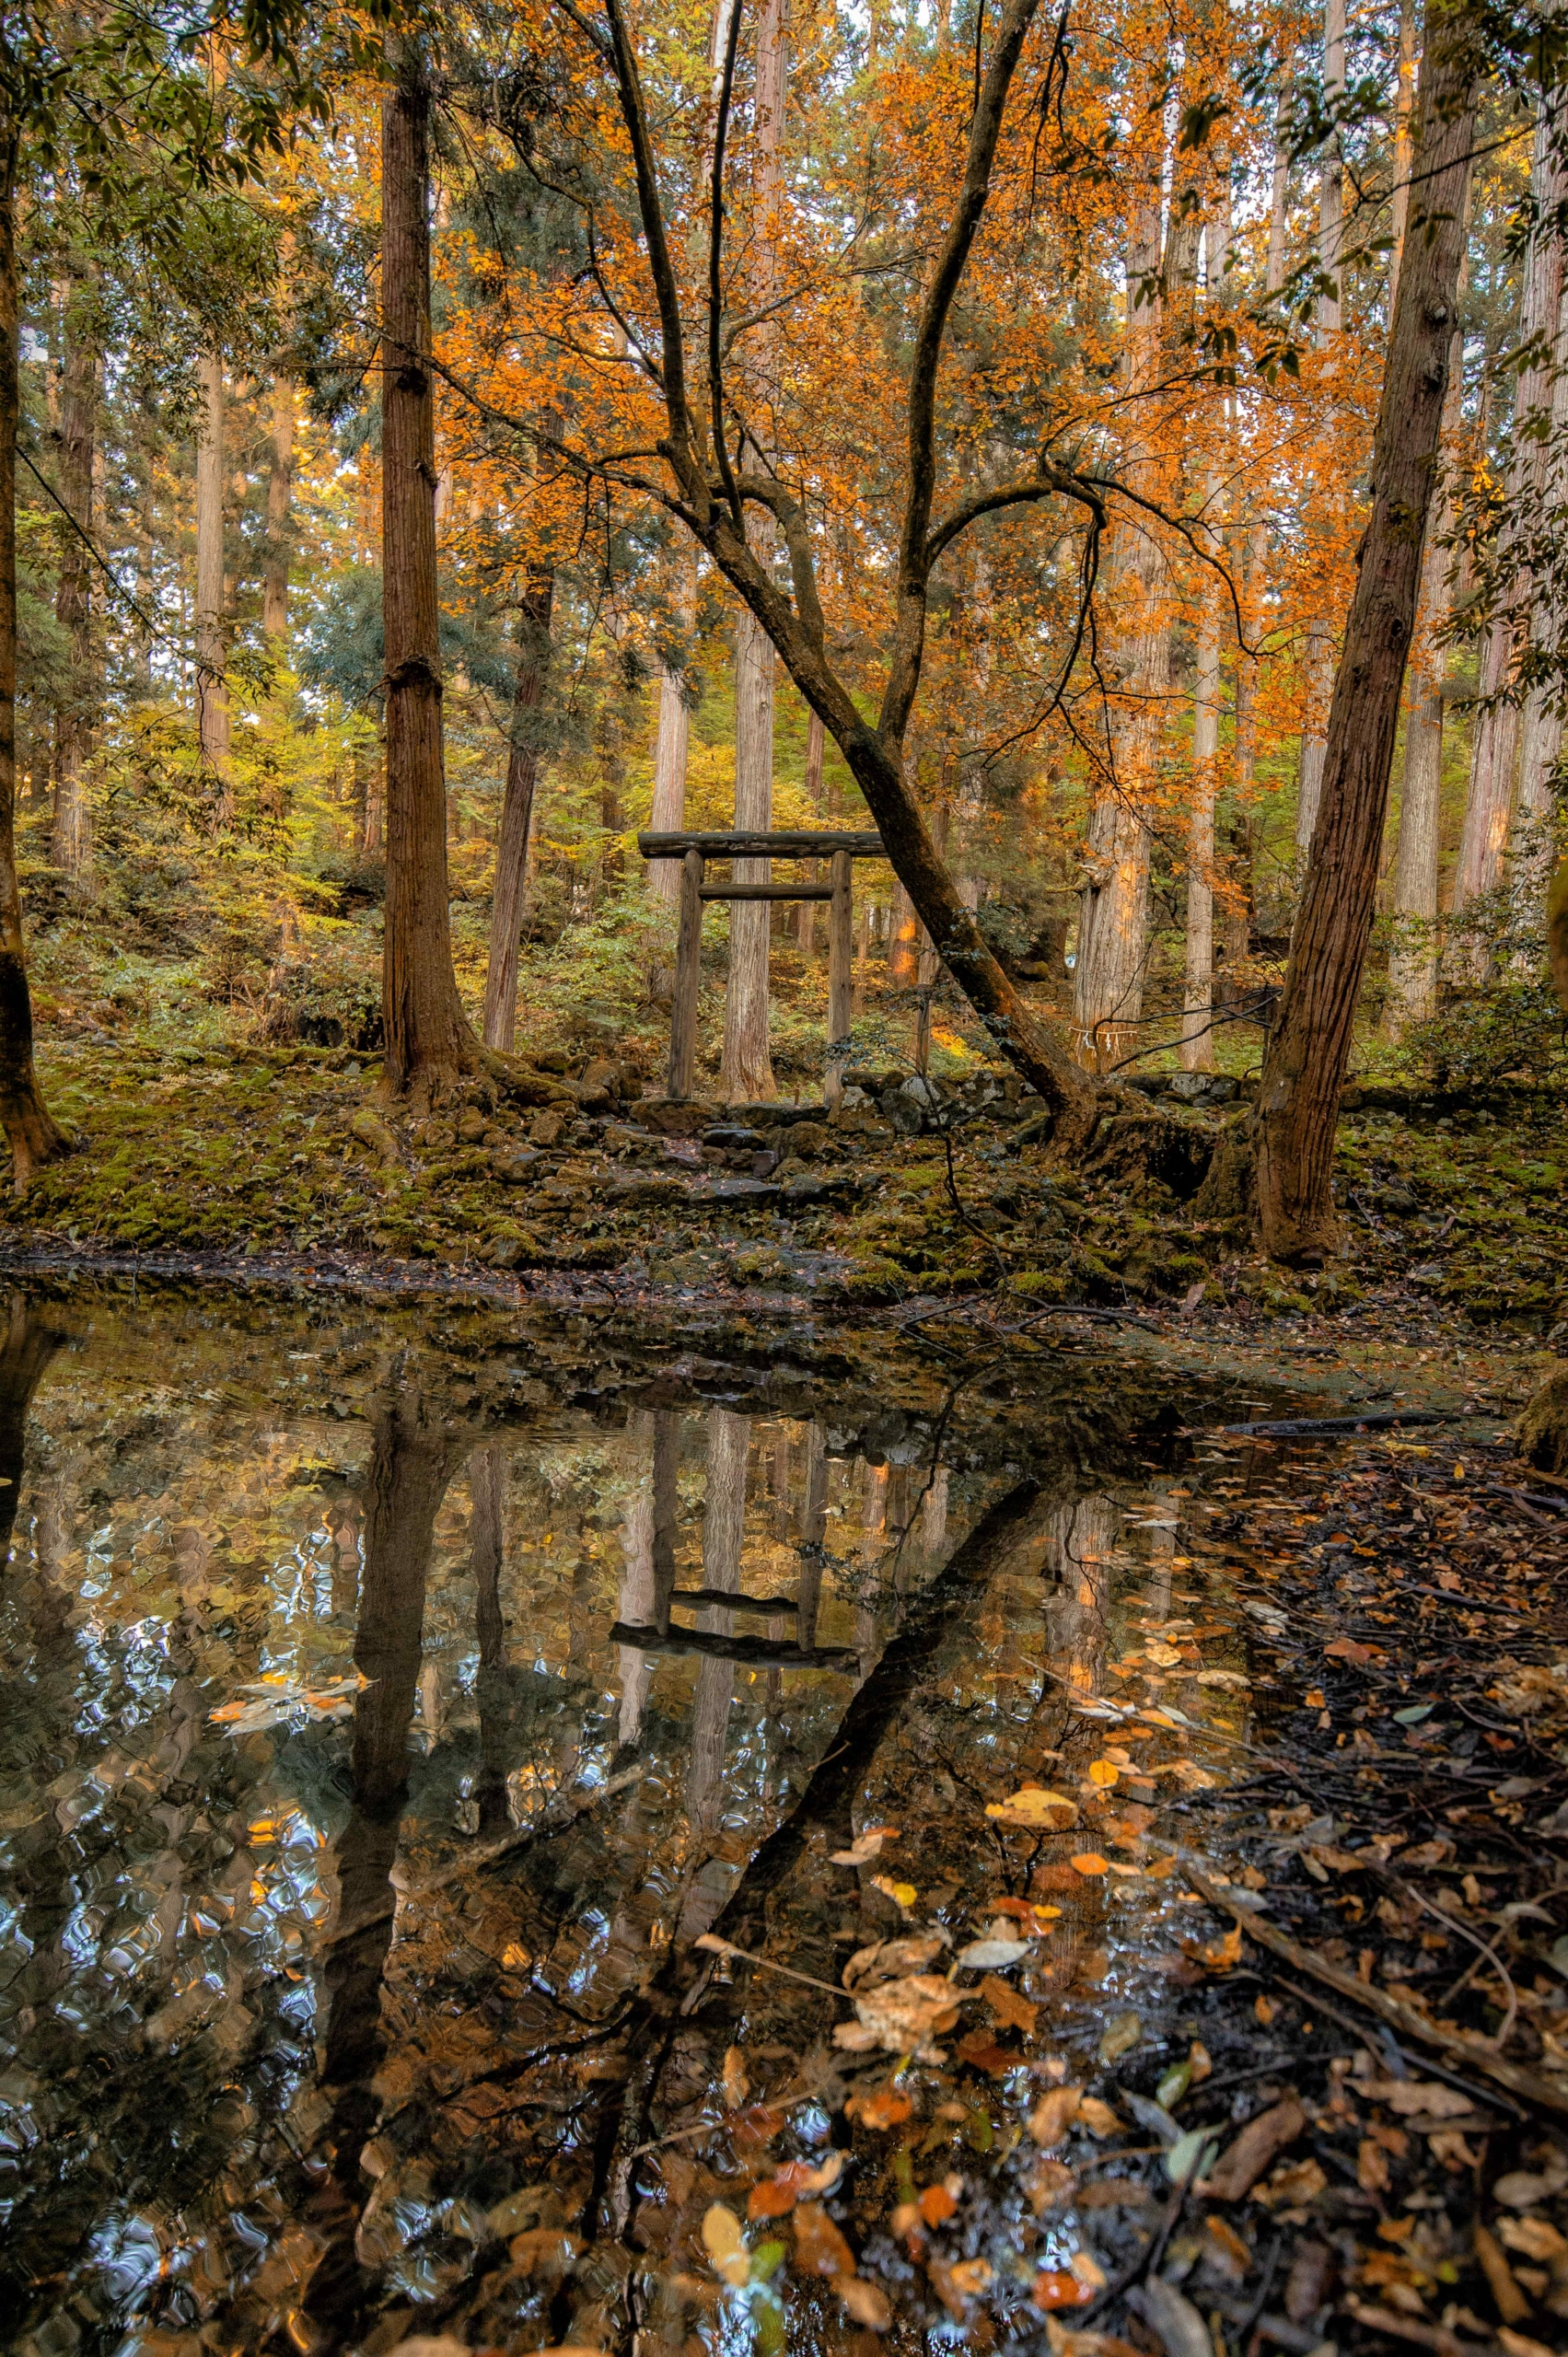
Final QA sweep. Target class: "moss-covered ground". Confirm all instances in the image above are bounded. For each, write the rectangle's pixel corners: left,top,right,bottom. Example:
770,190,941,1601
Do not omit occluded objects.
8,1034,1562,1351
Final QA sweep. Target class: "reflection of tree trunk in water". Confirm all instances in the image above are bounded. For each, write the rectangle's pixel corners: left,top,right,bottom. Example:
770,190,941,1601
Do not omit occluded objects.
598,1478,1048,2240
771,1430,793,1540
857,1460,888,1677
328,1504,362,1623
0,1295,62,1562
920,1465,949,1554
887,1464,911,1596
470,1441,508,1831
1042,1495,1113,1701
309,1391,452,2333
652,1410,679,1632
6,1301,71,2014
1038,1495,1115,1991
1140,1484,1176,1622
796,1422,827,1652
684,1411,748,1840
617,1413,656,1753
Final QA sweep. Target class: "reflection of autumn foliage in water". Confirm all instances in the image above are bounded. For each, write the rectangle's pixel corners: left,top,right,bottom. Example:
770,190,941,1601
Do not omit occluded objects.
0,1282,1269,2352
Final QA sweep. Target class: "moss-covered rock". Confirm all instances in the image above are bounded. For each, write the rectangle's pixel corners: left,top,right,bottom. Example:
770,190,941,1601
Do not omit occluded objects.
1519,1367,1568,1473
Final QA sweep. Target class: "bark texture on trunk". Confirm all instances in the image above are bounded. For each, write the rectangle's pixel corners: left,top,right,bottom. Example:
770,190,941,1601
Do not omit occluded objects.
721,597,776,1098
195,351,229,772
1317,0,1345,338
648,670,691,906
263,375,293,640
1295,618,1334,853
1074,180,1166,1072
51,270,97,882
1179,564,1222,1071
1256,30,1477,1263
649,553,696,908
1450,110,1566,970
1508,292,1568,958
796,709,825,950
380,43,475,1097
0,142,67,1189
1384,311,1466,1038
719,0,787,1104
482,566,553,1051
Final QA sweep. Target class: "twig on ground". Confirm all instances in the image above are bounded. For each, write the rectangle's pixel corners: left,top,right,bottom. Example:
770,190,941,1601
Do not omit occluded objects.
1185,1867,1568,2119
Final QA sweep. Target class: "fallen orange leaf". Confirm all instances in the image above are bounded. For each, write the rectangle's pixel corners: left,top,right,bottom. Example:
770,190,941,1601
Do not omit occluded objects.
843,2086,912,2131
1033,2270,1093,2310
1069,1852,1109,1876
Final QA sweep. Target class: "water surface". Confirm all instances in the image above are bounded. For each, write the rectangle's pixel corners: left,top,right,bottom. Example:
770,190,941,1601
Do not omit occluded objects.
0,1280,1279,2354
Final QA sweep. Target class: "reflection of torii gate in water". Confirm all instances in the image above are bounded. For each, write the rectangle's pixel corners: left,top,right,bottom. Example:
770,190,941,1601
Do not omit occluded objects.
637,829,887,1105
610,1406,858,1675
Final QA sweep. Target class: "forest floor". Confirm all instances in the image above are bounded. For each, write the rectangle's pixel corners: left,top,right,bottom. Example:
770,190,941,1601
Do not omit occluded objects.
633,1418,1568,2357
5,1022,1568,2353
2,1023,1560,1455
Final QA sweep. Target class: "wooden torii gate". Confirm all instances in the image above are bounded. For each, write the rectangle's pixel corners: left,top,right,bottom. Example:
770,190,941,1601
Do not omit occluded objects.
637,828,887,1103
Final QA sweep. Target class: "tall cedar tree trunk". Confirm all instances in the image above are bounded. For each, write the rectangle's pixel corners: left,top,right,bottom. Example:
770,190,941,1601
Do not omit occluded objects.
52,271,97,882
380,43,476,1097
1450,109,1565,969
796,709,825,949
482,566,553,1050
195,352,229,772
1255,29,1477,1262
648,557,694,906
720,0,786,1102
1180,575,1221,1071
1295,0,1348,844
1073,174,1164,1069
1508,291,1568,958
263,376,293,639
0,134,67,1187
1384,304,1467,1037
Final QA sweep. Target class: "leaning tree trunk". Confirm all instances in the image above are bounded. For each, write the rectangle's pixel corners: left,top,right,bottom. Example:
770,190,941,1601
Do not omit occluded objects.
1255,29,1477,1263
482,565,553,1051
51,268,97,884
195,350,229,773
0,133,67,1189
380,41,476,1098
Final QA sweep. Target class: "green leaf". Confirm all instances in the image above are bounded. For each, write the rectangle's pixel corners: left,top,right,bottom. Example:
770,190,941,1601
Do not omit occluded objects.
1156,2061,1192,2111
1165,2128,1220,2185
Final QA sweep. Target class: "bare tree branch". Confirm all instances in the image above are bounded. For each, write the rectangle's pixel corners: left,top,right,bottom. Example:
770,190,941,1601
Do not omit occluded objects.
881,0,1045,748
